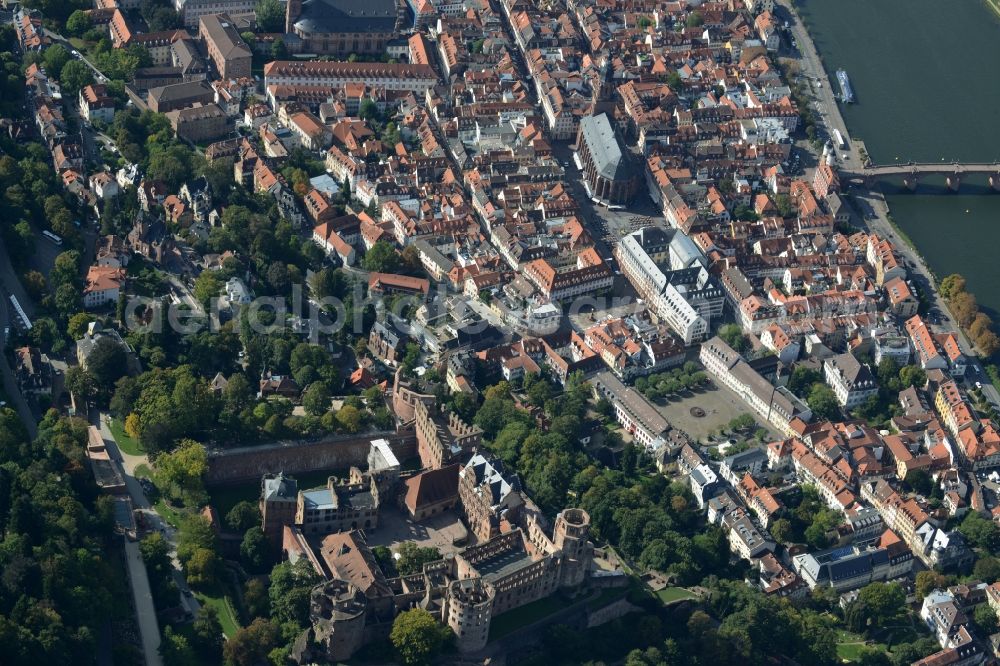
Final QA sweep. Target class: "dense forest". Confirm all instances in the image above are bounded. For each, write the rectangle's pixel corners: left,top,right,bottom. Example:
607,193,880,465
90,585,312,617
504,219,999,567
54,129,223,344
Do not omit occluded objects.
0,409,135,664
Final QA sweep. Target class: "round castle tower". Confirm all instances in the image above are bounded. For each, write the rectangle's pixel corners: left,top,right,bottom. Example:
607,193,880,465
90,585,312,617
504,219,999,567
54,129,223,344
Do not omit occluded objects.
553,508,594,588
310,579,367,662
446,578,495,653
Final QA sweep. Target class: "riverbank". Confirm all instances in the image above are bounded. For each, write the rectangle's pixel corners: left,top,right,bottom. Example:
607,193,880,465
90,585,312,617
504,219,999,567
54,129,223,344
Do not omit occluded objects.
985,0,1000,20
784,0,996,367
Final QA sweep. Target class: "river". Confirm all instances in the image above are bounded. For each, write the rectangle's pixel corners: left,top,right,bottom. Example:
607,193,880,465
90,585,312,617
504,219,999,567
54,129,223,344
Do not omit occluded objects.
795,0,1000,313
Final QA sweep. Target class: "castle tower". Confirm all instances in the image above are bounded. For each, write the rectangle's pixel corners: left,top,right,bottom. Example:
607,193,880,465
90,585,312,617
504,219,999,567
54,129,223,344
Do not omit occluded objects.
446,578,494,653
261,473,298,548
310,580,367,662
553,508,594,589
285,0,303,34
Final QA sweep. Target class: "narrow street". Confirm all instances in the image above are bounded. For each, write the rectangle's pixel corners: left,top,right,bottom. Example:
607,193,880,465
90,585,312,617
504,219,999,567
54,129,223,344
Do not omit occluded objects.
123,540,164,666
0,238,39,438
43,27,111,84
90,409,201,666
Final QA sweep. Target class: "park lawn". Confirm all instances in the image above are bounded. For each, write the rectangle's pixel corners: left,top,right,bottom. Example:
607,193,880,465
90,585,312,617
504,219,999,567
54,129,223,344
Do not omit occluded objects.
194,584,241,638
109,418,145,456
654,587,698,604
133,463,152,479
154,499,182,528
835,629,888,662
488,595,574,640
836,641,888,662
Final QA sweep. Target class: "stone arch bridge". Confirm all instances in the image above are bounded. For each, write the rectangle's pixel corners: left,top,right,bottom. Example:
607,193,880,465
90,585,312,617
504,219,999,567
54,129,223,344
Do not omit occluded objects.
841,162,1000,191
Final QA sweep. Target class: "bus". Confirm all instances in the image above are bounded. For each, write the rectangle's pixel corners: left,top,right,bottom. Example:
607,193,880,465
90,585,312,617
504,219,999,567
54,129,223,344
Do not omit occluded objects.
9,295,31,330
832,129,847,150
42,230,62,245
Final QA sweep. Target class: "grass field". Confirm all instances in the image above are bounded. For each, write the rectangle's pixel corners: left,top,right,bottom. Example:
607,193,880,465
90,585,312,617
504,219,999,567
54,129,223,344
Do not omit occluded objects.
194,585,241,638
586,586,628,610
488,595,574,640
154,499,181,528
835,629,889,662
109,418,145,456
654,587,698,604
836,641,887,662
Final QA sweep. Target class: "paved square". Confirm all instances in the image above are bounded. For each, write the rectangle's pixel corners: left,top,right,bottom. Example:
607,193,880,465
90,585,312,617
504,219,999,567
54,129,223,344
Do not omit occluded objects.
365,508,470,556
654,383,778,442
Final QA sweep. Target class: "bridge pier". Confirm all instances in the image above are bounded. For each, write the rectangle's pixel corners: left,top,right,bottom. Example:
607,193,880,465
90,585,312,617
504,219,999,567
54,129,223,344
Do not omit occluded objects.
991,174,1000,192
902,176,918,191
947,174,961,192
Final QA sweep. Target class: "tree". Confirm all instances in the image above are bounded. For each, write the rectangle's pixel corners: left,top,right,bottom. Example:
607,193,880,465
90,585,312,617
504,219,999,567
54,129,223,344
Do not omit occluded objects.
255,0,284,32
177,514,219,566
240,527,270,572
226,500,260,533
160,626,196,665
390,608,452,665
939,274,966,299
67,312,96,339
65,366,98,401
270,37,288,60
302,381,331,416
193,270,222,306
685,11,704,27
363,240,401,273
402,342,421,374
788,365,823,396
336,404,363,433
807,384,841,420
66,10,91,36
718,323,747,353
396,542,440,575
974,603,999,634
915,570,949,598
951,291,978,329
620,442,638,474
728,413,756,432
959,511,1000,551
244,578,269,619
58,60,93,94
43,45,71,80
774,194,794,218
770,518,793,544
55,282,82,318
125,412,142,439
28,316,60,353
223,618,279,666
856,582,905,627
904,469,933,496
153,439,208,506
191,606,224,660
185,547,220,587
974,556,1000,584
269,559,321,626
223,373,253,413
87,337,128,389
358,97,380,120
898,365,926,389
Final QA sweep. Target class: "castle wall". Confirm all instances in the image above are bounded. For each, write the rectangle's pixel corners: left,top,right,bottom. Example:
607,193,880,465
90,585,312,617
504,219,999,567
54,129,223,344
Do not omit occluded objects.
205,427,416,485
